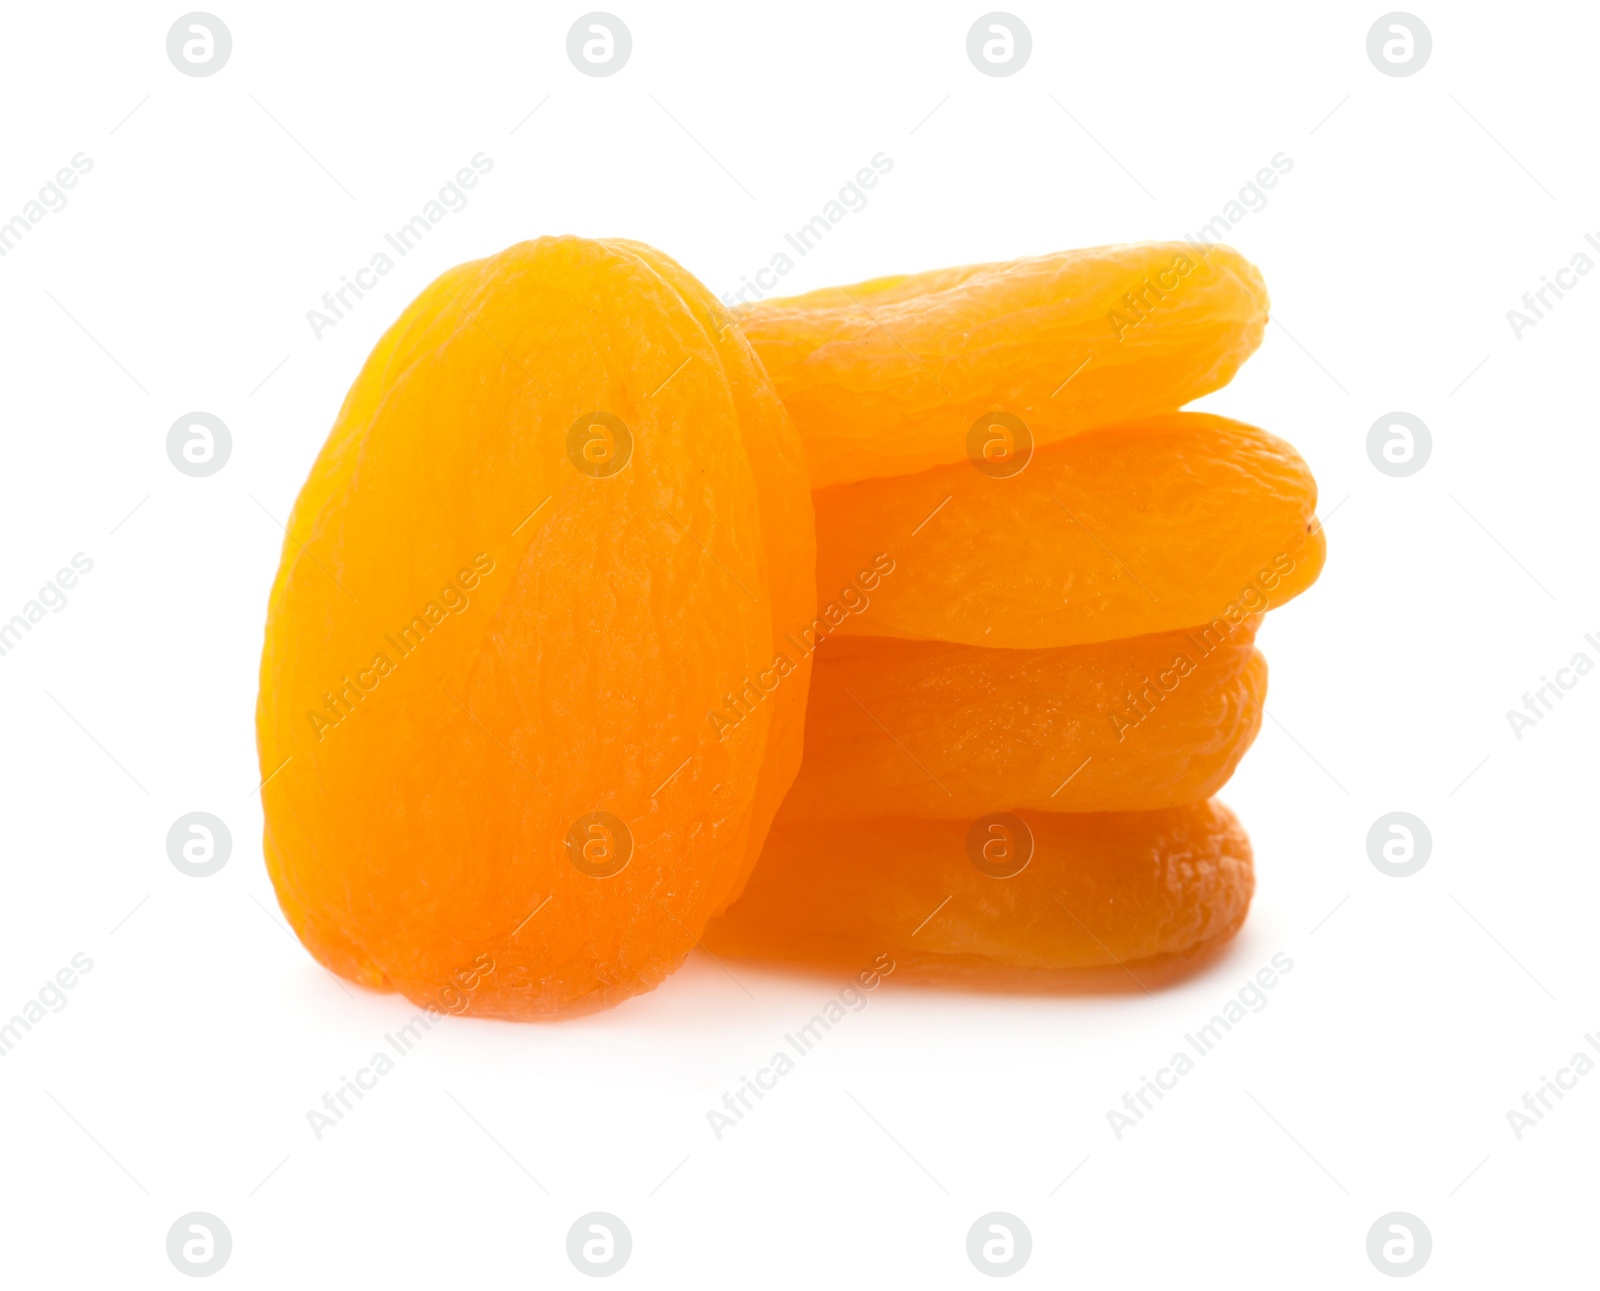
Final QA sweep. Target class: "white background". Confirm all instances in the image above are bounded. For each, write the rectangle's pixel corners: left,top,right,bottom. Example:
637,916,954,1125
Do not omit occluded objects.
1,1,1594,1285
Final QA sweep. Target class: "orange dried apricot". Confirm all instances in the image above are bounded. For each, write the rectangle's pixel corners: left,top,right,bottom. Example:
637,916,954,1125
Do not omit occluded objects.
739,243,1267,487
704,799,1254,989
814,412,1323,649
606,239,817,889
781,619,1265,821
256,236,813,1020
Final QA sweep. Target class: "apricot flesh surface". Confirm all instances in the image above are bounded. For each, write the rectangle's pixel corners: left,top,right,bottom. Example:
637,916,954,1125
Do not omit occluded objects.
704,799,1254,989
815,412,1323,649
607,239,817,890
782,620,1266,821
739,243,1268,487
255,236,813,1020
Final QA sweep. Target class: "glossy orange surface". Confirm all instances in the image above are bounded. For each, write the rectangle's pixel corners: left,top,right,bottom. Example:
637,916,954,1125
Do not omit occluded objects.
783,619,1266,820
740,243,1268,487
256,237,813,1019
705,799,1254,988
813,412,1323,649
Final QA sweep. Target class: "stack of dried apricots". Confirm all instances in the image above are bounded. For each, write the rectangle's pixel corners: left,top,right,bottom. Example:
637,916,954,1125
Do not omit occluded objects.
257,237,1322,1019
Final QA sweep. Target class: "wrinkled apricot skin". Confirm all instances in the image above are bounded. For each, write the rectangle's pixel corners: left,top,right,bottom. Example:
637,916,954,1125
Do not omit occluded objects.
814,412,1324,649
607,240,817,890
739,243,1267,487
782,619,1266,821
705,800,1254,989
256,237,813,1020
253,233,1318,1012
704,243,1314,995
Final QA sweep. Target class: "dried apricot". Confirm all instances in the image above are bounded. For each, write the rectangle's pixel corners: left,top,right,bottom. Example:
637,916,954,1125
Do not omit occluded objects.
256,236,812,1020
814,412,1323,649
606,239,817,888
704,799,1254,989
739,243,1267,487
782,619,1265,821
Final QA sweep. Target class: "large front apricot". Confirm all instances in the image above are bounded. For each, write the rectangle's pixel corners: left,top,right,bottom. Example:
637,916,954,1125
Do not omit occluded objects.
256,237,813,1020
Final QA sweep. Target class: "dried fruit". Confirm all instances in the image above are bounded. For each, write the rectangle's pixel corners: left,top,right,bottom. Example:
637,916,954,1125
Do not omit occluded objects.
782,619,1265,821
608,239,817,889
255,234,1320,1016
814,412,1323,649
705,799,1254,988
256,236,813,1020
739,243,1267,487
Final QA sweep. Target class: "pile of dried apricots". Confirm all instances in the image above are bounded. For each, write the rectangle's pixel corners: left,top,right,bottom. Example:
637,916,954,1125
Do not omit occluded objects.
257,236,1322,1019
